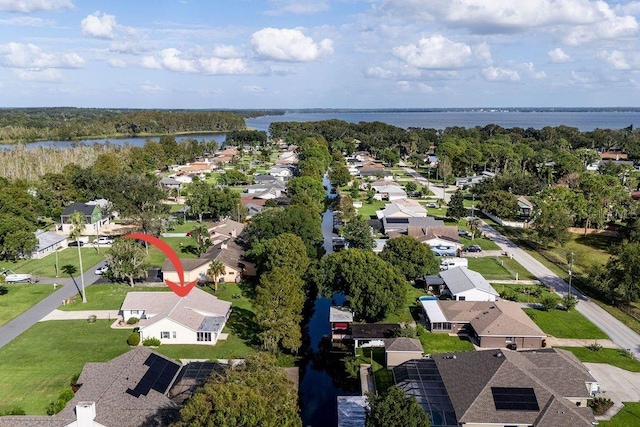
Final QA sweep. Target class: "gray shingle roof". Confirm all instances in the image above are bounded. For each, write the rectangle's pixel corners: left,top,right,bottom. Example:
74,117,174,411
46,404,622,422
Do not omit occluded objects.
439,267,499,297
384,337,423,352
61,202,98,217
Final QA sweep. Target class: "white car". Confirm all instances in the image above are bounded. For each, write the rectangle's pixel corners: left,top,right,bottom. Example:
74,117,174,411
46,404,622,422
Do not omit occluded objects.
93,237,114,245
95,265,109,275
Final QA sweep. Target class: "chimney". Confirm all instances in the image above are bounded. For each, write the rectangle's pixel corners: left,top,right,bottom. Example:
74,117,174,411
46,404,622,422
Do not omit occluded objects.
231,228,237,237
221,242,228,250
76,401,96,427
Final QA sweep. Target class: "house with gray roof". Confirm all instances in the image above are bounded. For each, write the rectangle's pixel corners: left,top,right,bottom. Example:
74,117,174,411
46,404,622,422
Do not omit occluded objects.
382,216,443,235
31,230,67,259
60,202,110,235
427,266,499,301
121,287,231,345
384,337,424,368
421,299,546,349
393,348,598,426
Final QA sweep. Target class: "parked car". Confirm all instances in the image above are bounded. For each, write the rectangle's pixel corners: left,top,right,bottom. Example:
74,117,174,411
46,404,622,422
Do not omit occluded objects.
426,202,438,208
68,241,84,247
431,245,457,257
93,237,114,245
458,230,472,238
95,265,109,275
463,245,482,253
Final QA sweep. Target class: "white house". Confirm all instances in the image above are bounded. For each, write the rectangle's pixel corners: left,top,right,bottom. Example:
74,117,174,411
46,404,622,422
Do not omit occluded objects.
370,183,407,201
267,165,294,180
426,267,499,301
376,199,427,219
120,287,232,345
32,230,67,259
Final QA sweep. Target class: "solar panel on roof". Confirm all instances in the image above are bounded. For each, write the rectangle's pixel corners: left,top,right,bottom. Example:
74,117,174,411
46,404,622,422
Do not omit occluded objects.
491,387,539,411
126,353,181,398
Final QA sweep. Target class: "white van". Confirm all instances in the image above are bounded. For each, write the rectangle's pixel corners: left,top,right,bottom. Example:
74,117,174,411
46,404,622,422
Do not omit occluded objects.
439,257,468,271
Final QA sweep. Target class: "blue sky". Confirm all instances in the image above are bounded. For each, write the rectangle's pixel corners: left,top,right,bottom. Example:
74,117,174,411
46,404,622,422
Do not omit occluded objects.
1,0,640,108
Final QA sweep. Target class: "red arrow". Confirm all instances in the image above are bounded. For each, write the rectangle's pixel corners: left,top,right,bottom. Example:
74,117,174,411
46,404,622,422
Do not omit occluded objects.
125,233,198,297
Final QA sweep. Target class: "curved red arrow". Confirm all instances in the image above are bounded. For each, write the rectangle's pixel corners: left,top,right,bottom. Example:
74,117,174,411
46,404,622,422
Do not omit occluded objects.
125,233,198,297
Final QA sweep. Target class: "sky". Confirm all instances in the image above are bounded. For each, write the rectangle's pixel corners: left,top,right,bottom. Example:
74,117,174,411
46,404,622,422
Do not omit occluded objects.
2,0,640,108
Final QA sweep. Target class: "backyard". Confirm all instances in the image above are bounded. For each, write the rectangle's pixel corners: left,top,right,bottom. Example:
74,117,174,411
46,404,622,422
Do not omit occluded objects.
0,284,58,326
0,248,105,278
523,308,608,339
467,257,537,281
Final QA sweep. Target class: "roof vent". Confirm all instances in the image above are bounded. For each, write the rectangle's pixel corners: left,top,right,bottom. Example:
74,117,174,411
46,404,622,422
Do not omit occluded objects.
495,352,503,358
483,311,489,314
443,355,457,359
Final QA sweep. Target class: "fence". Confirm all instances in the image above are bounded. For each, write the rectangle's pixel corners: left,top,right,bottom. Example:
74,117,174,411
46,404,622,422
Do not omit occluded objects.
481,211,530,229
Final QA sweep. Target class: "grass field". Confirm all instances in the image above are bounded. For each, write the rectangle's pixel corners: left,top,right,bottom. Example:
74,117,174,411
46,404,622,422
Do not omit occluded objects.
557,347,640,372
0,248,106,278
383,285,427,324
146,236,198,267
492,284,553,304
0,320,131,414
599,403,640,426
356,200,386,219
419,332,475,353
155,334,255,361
0,284,58,326
59,284,172,311
524,308,608,339
356,348,394,393
467,257,536,280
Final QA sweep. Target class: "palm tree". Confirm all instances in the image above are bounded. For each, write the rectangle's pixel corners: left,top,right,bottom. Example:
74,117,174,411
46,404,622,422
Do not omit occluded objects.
191,225,211,257
468,217,483,240
69,211,87,303
207,260,226,292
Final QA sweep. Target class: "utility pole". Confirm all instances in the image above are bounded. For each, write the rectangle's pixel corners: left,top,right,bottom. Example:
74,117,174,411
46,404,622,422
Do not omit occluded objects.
568,252,574,298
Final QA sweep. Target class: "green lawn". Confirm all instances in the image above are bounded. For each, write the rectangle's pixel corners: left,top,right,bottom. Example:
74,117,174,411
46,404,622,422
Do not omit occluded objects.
557,347,640,372
599,403,640,426
467,257,521,280
356,200,387,219
59,284,172,311
542,232,614,276
459,236,501,250
356,348,394,393
383,285,427,324
0,248,105,278
0,284,58,326
146,236,198,267
155,334,255,361
523,308,608,339
419,332,475,353
492,284,553,304
0,320,131,414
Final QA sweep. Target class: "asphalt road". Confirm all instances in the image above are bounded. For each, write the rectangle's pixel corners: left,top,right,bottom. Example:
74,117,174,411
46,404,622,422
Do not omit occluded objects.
0,260,108,349
483,223,640,360
403,167,454,203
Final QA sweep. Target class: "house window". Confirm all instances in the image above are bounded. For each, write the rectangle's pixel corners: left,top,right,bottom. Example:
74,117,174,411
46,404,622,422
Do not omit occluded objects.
197,332,212,342
131,310,140,315
458,296,466,301
161,331,170,339
505,337,515,343
172,331,177,339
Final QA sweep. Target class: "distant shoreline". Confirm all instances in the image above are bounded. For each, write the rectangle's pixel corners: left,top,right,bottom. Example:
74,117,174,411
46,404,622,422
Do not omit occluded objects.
0,130,229,145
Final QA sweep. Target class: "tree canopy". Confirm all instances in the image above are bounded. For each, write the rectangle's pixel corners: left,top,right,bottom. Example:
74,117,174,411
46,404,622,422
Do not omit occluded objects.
365,386,430,427
379,236,439,280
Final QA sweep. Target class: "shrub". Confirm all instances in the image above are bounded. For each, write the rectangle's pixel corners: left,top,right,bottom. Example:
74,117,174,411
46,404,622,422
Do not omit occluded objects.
589,397,613,415
143,337,161,347
586,342,602,352
127,332,140,346
0,407,25,416
0,285,7,295
499,288,518,301
539,294,560,311
87,314,97,323
126,317,139,325
46,388,75,415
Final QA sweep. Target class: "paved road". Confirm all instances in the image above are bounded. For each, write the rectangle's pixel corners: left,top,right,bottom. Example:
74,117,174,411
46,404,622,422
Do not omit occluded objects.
404,167,455,203
0,260,108,349
483,223,640,360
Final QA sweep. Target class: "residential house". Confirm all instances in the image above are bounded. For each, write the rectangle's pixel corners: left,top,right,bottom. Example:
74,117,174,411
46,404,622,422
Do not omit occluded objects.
382,216,443,235
601,151,628,161
240,195,267,218
162,240,256,285
455,171,496,188
207,218,245,246
358,162,393,180
516,195,534,218
407,225,461,249
393,348,599,426
160,176,182,190
420,299,546,349
351,323,400,350
177,160,214,174
60,202,110,235
384,337,424,368
31,230,67,259
267,165,295,181
275,150,299,165
376,199,427,219
424,267,499,301
246,180,286,199
121,287,232,345
330,306,354,343
253,174,280,184
216,147,239,157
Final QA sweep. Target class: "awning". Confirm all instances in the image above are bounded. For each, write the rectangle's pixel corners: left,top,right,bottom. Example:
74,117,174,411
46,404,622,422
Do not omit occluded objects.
421,299,447,323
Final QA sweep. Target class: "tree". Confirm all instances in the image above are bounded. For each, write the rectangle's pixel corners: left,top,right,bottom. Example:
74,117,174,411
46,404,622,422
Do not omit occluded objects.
365,386,430,427
2,230,36,260
69,211,87,303
249,233,310,275
379,236,439,280
191,225,211,257
602,242,640,303
106,239,148,287
185,180,211,223
539,293,559,311
562,294,578,311
447,189,466,219
329,162,351,187
254,267,305,353
478,190,519,220
405,181,418,193
286,176,326,213
319,249,408,322
175,352,301,427
207,260,226,292
532,199,572,247
468,217,483,239
341,215,375,250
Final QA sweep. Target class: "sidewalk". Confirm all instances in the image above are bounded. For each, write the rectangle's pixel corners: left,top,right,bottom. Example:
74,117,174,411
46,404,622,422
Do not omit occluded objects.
545,337,620,349
39,309,120,322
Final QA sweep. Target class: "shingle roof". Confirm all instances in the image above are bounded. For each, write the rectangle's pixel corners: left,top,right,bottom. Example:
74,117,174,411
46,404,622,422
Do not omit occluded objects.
439,267,499,297
330,306,354,323
34,230,66,251
351,323,400,339
394,348,597,427
385,337,423,352
121,287,231,332
61,202,98,217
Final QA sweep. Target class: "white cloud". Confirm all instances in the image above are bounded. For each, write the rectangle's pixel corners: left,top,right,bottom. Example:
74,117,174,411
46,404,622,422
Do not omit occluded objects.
212,45,242,59
392,35,472,69
570,70,597,85
0,42,84,69
598,50,631,70
139,82,164,93
109,58,126,68
0,16,53,26
417,82,434,93
365,66,394,78
81,11,117,39
474,42,492,64
265,0,329,15
141,47,251,75
522,62,546,79
243,85,265,93
0,0,72,13
481,66,520,81
109,40,152,55
251,27,333,62
561,15,638,45
14,68,62,81
397,80,411,91
548,47,570,63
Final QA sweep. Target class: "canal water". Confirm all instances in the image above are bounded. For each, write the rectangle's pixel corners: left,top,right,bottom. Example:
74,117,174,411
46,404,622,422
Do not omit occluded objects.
298,175,359,426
